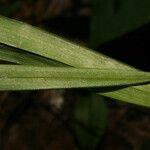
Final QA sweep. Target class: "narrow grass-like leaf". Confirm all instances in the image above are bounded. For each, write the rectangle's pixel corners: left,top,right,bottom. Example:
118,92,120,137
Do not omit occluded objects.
0,44,67,66
0,65,149,91
0,16,149,106
100,84,150,107
0,16,133,70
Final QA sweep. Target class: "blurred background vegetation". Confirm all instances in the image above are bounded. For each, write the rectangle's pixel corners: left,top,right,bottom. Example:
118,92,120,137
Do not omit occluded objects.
0,0,150,150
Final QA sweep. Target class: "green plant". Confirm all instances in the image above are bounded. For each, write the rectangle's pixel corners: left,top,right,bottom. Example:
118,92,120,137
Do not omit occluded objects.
0,15,150,150
90,0,150,47
0,16,149,107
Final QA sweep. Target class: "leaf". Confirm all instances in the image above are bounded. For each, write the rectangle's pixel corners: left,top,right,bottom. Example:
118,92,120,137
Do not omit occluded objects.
72,93,106,150
100,84,150,107
0,16,133,70
90,0,150,47
0,65,149,91
0,16,149,106
0,44,67,67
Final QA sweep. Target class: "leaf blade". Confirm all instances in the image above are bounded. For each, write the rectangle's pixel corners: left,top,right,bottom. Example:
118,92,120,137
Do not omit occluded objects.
0,44,67,67
0,16,133,69
0,65,149,91
0,16,149,106
100,84,150,107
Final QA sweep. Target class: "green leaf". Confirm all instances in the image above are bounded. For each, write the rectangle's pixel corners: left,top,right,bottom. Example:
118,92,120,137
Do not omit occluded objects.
90,0,150,47
100,84,150,107
0,44,67,67
72,93,106,150
0,16,133,70
0,16,149,106
0,65,149,91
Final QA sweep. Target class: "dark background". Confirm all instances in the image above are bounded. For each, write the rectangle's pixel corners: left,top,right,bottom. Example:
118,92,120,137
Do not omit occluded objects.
0,0,150,150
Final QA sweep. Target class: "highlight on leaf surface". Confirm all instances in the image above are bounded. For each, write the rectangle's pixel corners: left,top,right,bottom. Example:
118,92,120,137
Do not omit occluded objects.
0,44,67,67
0,16,150,107
0,65,149,91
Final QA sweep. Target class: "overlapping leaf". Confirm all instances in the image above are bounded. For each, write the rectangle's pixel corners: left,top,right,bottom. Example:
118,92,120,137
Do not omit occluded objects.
0,44,67,66
0,65,149,91
0,16,149,106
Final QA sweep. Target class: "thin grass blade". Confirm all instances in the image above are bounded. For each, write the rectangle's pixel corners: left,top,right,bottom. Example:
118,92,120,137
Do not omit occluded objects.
0,16,133,69
0,44,67,66
0,16,149,106
100,84,150,107
0,65,149,91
